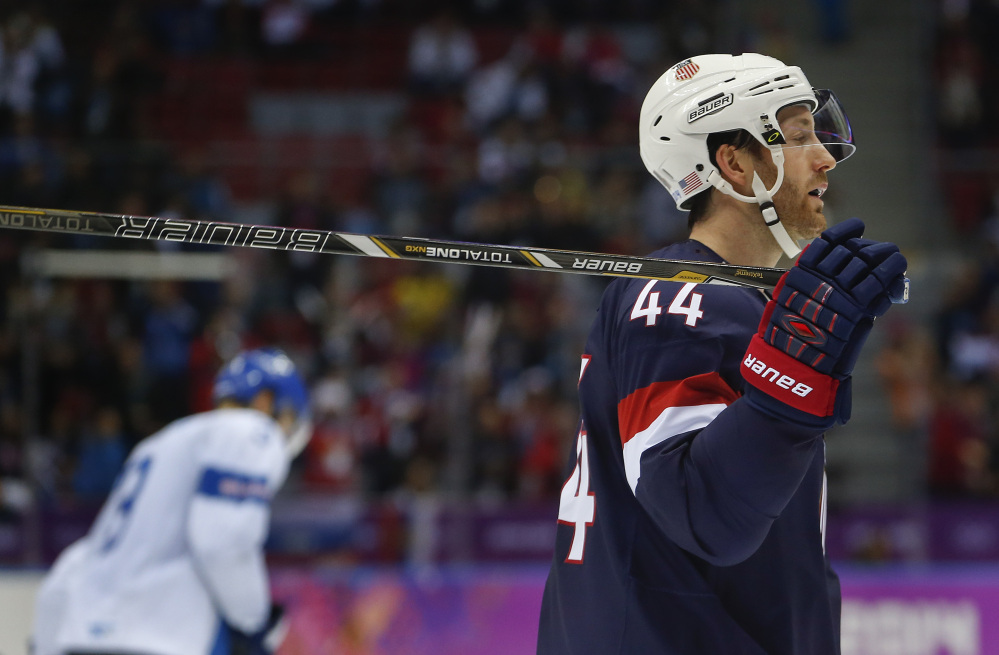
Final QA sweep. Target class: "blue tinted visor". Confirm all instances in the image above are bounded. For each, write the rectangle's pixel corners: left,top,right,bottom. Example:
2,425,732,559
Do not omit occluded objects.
778,89,856,162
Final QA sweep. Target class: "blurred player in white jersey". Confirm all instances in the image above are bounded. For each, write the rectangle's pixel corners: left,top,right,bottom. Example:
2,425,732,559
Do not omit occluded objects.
31,348,312,655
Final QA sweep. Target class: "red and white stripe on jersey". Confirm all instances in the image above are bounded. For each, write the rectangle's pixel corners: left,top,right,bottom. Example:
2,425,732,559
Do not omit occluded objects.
618,372,739,493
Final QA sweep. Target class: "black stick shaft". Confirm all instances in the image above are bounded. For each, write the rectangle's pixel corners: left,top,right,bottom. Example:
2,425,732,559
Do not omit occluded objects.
0,204,785,290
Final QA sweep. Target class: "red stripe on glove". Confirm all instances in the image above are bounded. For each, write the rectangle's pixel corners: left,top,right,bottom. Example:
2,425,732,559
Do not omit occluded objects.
741,334,840,417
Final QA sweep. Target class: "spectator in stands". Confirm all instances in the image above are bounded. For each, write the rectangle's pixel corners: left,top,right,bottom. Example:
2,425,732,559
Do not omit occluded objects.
588,165,642,252
55,147,105,214
0,12,43,121
273,168,337,293
476,117,534,186
407,7,478,96
522,4,563,71
370,120,432,236
0,113,60,196
142,280,200,428
261,0,312,57
556,20,633,131
71,406,128,501
464,41,549,133
876,321,936,435
507,366,568,499
303,368,359,492
470,397,518,500
13,6,67,126
186,306,247,414
876,320,937,496
936,36,984,148
927,376,996,498
173,146,235,223
0,475,31,523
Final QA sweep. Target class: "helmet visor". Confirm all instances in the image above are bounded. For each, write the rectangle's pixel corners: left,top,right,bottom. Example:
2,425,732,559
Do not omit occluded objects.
778,89,855,162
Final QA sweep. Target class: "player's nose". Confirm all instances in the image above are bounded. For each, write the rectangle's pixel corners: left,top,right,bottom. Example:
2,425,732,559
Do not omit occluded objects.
815,145,837,172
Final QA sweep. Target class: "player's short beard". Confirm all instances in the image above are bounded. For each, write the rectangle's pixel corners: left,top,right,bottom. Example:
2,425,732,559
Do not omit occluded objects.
753,158,826,244
772,175,826,242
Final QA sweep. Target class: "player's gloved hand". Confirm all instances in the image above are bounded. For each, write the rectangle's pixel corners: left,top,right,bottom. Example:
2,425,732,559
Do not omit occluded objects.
740,217,908,429
228,604,288,655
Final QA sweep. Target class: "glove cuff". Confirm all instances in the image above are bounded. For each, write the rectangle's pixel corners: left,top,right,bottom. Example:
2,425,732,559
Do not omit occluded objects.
741,334,839,418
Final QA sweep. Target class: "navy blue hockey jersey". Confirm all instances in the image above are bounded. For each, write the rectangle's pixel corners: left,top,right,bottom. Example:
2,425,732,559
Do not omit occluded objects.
537,240,840,655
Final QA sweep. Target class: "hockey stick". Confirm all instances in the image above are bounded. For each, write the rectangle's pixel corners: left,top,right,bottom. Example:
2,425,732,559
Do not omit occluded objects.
0,204,908,301
0,204,781,290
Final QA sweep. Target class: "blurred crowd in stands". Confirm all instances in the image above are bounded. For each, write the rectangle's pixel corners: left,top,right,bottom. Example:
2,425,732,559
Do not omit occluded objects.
0,0,721,522
1,0,998,540
892,0,999,501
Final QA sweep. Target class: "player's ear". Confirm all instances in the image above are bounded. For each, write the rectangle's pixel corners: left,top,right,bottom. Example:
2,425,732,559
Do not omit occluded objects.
714,143,752,190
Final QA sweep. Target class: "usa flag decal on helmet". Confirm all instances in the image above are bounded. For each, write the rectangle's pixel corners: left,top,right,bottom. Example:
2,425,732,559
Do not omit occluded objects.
674,59,700,80
678,171,703,195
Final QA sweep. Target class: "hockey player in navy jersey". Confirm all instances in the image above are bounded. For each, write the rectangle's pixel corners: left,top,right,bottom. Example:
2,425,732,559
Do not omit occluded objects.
32,348,311,655
537,53,908,654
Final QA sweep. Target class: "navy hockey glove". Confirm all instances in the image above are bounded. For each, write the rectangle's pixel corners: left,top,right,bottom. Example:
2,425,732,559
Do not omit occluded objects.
741,218,908,429
228,604,288,655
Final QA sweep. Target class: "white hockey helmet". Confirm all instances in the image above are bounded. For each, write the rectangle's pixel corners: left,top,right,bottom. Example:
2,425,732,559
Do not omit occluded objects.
639,53,855,257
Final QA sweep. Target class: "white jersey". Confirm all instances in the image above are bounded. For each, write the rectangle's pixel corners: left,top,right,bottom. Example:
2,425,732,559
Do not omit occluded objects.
32,408,289,655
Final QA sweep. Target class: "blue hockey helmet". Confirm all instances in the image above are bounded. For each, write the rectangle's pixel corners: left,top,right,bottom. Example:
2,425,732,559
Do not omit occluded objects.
212,348,312,455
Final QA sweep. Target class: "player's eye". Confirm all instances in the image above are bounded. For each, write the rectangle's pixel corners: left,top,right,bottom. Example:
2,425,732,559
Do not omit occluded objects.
785,130,814,145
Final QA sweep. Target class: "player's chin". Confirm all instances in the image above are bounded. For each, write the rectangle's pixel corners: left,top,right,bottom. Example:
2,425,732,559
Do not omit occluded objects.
801,210,828,240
